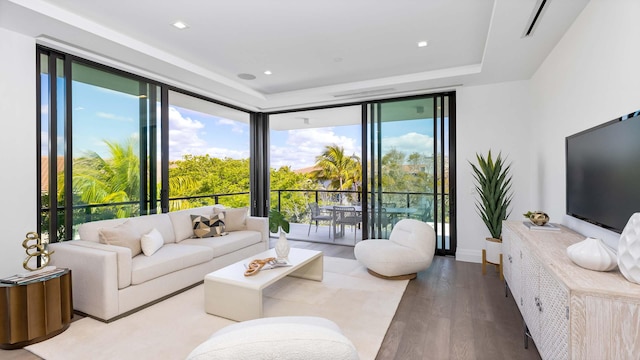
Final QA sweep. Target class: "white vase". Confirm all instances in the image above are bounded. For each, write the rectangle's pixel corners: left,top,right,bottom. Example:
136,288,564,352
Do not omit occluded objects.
275,230,290,261
567,237,618,272
618,213,640,284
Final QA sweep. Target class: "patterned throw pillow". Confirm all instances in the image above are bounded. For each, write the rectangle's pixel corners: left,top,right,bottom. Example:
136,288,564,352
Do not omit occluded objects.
191,213,227,238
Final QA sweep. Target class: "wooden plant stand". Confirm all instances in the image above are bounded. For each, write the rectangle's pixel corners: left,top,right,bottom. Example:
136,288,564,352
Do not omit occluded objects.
482,249,503,280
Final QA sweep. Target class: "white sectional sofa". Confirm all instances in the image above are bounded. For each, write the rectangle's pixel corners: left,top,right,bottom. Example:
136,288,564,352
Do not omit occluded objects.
49,205,269,322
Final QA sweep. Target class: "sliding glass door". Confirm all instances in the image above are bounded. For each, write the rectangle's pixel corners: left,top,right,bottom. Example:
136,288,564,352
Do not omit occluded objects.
366,94,455,255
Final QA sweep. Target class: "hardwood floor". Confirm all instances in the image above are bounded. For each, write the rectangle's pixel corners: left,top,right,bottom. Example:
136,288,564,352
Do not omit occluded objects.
2,240,540,360
284,239,540,360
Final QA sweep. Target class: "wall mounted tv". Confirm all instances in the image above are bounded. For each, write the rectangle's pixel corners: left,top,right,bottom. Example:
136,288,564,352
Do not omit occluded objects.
566,110,640,233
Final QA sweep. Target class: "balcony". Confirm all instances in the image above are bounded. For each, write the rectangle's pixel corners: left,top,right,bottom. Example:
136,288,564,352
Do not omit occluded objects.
43,189,450,250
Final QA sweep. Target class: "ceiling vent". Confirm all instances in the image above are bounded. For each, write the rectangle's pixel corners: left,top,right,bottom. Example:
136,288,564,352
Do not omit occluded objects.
523,0,550,37
333,88,397,98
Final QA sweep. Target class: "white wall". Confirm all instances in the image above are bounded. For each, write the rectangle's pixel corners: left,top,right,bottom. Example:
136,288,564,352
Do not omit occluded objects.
0,28,36,277
456,81,533,262
530,0,640,248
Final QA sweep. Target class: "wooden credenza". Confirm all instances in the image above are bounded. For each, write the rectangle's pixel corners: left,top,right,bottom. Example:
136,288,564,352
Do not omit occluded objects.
0,269,73,349
503,221,640,360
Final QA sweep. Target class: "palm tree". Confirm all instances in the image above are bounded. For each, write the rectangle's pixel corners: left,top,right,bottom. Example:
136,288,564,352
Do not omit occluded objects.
310,144,361,202
72,138,141,218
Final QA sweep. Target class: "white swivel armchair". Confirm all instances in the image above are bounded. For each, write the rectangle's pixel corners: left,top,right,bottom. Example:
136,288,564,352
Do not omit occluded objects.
354,218,435,280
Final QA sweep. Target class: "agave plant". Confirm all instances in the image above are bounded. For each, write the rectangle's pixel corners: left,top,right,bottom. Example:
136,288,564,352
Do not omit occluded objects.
470,151,513,240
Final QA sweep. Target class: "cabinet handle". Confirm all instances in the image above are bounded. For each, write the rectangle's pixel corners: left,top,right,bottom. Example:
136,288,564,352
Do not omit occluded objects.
508,255,513,263
520,297,523,306
534,297,543,312
566,306,569,320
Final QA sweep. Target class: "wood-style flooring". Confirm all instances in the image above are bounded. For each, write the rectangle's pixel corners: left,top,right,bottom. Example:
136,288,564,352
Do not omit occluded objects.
1,240,540,360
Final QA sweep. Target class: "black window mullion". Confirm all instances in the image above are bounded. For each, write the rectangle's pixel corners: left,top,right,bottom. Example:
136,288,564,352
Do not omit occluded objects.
160,86,169,213
64,57,73,240
139,82,149,215
148,86,158,214
47,54,58,243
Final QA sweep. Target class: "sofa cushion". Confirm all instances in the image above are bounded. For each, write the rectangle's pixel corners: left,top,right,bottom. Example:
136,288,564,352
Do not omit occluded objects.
79,218,127,242
141,228,164,256
126,213,176,244
179,230,261,258
131,243,214,285
215,207,248,231
98,220,142,257
168,206,224,242
78,213,176,244
191,213,227,238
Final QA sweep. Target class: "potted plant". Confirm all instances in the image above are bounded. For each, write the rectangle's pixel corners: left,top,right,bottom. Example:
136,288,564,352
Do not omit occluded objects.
470,150,513,277
269,209,291,261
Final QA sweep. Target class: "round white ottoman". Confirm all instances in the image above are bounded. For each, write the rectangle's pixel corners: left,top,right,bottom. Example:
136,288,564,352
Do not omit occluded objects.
355,219,435,279
186,316,359,360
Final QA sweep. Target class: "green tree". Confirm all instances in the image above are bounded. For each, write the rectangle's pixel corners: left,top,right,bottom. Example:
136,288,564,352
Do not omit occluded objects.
270,166,311,223
310,144,361,201
168,155,250,208
72,138,140,218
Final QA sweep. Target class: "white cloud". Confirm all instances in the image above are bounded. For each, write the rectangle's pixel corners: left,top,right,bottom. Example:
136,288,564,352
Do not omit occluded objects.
270,128,361,170
168,107,207,160
96,112,134,122
168,107,250,160
269,128,433,170
382,132,434,156
218,118,244,134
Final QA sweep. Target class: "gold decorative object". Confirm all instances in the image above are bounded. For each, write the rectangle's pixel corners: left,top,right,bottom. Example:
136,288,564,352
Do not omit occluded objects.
22,232,54,271
525,211,550,226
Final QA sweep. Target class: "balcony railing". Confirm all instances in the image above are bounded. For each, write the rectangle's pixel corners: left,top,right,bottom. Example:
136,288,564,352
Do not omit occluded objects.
41,189,449,245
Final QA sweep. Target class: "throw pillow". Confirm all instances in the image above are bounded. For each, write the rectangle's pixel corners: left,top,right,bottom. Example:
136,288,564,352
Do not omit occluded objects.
191,213,227,238
216,207,248,231
141,228,164,256
98,220,142,257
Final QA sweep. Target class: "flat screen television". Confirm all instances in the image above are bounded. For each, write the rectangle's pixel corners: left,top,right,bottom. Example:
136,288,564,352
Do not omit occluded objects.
566,110,640,233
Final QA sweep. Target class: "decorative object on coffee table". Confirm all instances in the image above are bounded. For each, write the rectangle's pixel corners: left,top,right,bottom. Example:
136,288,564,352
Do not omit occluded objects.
22,231,54,271
618,212,640,284
567,237,618,271
269,209,290,261
524,210,550,226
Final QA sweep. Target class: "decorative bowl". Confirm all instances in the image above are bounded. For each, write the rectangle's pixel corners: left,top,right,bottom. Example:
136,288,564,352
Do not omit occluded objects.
529,211,549,226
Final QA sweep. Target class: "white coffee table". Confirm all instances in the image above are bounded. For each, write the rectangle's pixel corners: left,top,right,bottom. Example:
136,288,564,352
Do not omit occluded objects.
204,248,323,321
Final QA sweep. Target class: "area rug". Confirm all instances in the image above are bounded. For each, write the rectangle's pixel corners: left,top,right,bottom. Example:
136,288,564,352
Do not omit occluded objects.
26,256,408,360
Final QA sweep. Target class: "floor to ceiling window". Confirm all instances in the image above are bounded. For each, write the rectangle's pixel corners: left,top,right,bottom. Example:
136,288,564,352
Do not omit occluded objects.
167,91,251,211
37,47,455,253
38,47,253,242
268,106,363,244
367,94,455,255
264,94,456,254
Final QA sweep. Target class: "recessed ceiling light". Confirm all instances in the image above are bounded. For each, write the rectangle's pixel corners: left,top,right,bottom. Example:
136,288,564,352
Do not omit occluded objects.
264,70,272,75
172,21,189,30
417,40,428,47
237,73,256,80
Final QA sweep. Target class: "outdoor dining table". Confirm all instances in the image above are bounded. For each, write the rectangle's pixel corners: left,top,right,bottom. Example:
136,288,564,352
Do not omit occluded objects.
319,205,418,239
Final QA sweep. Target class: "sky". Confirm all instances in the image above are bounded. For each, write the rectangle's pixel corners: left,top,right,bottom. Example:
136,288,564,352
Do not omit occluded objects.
42,77,441,170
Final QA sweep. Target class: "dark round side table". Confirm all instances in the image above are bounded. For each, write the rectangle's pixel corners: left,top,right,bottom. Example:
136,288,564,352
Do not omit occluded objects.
0,269,73,349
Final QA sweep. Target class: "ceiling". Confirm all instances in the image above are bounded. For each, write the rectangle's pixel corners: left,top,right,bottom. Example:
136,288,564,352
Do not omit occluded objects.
0,0,590,112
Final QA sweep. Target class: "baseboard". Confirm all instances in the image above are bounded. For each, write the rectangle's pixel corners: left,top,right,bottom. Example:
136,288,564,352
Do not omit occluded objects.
455,248,482,263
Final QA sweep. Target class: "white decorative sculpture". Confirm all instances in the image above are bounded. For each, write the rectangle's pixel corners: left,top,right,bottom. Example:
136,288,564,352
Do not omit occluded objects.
567,237,617,271
618,213,640,284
